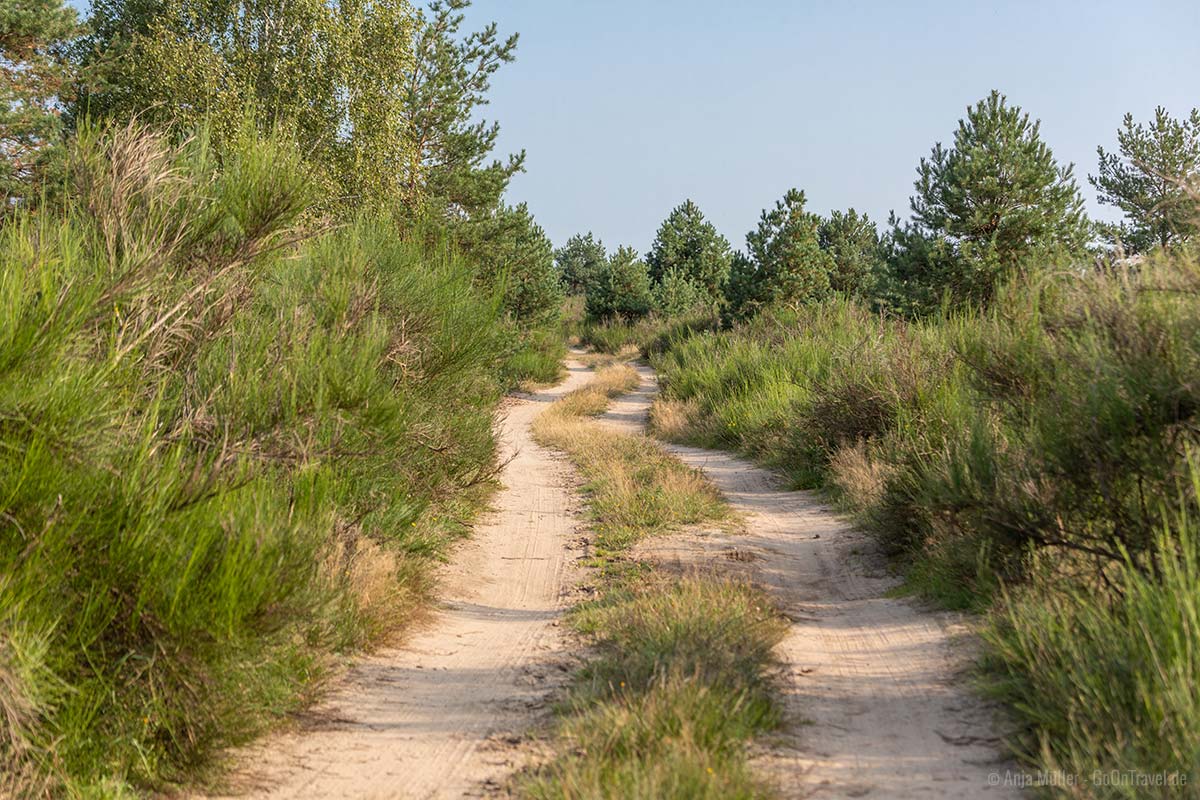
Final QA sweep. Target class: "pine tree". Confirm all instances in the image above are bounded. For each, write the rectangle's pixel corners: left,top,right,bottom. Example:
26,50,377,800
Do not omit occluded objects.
818,209,884,297
586,246,652,322
1,0,78,209
645,199,732,300
400,0,524,218
742,188,832,309
554,233,607,294
893,91,1089,311
458,202,563,328
1091,107,1200,253
722,251,763,321
653,268,709,316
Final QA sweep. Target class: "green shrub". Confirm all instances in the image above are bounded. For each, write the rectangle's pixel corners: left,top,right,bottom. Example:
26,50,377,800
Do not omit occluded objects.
983,462,1200,797
585,246,653,322
0,124,510,795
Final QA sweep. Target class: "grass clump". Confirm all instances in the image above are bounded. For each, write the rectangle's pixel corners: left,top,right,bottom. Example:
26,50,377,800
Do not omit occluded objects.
0,124,513,796
522,366,783,799
532,364,728,553
525,576,785,800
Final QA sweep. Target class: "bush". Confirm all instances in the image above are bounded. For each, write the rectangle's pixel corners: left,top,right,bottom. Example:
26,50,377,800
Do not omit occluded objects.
0,124,511,795
653,268,712,317
585,246,653,322
983,463,1200,797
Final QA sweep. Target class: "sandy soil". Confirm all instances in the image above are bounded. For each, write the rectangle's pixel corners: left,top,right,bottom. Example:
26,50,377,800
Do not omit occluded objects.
208,364,595,800
600,363,1020,800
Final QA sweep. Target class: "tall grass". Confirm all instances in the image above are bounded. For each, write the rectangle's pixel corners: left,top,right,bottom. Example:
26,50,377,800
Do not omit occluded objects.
982,461,1200,798
0,124,512,795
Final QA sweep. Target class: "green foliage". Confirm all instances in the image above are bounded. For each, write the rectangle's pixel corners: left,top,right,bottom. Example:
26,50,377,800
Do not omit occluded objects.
984,480,1200,798
653,267,711,316
655,248,1200,588
76,0,414,207
555,232,607,294
651,247,1200,790
400,0,525,217
817,208,884,298
75,0,525,219
730,188,832,318
459,201,564,328
1091,106,1200,254
721,251,761,322
890,91,1089,311
586,246,654,322
0,0,78,208
0,124,511,795
646,200,733,301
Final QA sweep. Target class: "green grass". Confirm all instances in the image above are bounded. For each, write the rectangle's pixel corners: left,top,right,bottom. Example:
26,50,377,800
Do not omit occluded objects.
522,365,784,799
0,124,515,796
532,364,729,555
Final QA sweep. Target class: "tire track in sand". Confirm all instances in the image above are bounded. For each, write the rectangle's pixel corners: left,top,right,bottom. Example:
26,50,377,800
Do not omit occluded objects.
209,364,594,800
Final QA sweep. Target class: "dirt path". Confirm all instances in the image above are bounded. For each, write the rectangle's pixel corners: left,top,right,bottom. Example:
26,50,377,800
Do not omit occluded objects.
211,364,595,800
599,363,1019,800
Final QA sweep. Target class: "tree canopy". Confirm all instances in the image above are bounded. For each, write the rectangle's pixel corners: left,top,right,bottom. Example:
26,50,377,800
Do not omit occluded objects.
586,246,652,322
555,232,607,294
739,188,832,310
1091,107,1200,254
645,199,733,300
889,91,1089,311
0,0,78,208
818,209,884,298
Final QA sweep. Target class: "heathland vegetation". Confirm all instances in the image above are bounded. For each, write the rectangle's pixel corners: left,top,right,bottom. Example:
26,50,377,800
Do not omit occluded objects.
573,93,1200,795
1,0,563,795
6,0,1200,794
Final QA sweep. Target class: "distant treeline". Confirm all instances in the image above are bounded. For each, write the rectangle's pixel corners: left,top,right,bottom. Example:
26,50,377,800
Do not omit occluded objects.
564,92,1198,324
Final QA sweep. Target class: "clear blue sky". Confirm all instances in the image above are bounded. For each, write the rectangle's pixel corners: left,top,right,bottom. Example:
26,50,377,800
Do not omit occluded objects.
464,0,1200,251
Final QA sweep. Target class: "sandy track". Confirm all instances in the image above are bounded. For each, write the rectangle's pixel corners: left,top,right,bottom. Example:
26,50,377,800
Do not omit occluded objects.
600,364,1020,800
210,364,594,800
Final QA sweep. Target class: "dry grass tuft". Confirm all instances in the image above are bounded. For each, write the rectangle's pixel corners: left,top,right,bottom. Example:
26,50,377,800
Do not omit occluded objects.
828,441,892,512
648,397,703,442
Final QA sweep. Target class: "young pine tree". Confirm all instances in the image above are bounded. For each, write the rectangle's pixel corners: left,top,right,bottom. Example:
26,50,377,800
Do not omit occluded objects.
741,188,833,311
1091,107,1200,254
818,209,885,298
586,246,653,322
891,91,1089,311
554,232,607,294
459,202,563,328
645,199,733,301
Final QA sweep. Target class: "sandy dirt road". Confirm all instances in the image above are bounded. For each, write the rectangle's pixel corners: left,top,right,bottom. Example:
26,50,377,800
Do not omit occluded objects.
211,364,594,800
599,363,1020,800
